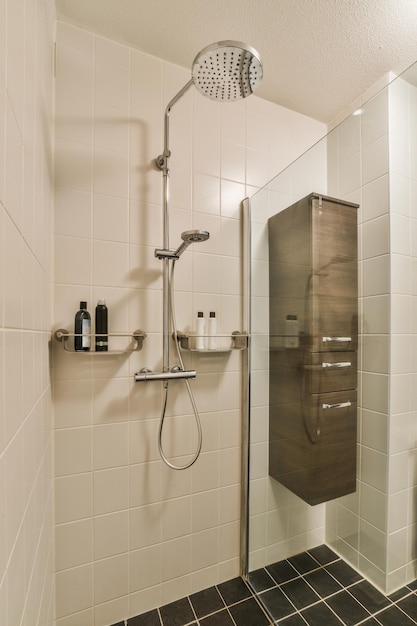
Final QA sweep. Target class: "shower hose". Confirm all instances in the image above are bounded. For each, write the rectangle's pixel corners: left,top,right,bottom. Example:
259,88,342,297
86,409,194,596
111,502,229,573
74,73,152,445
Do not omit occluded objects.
157,259,203,470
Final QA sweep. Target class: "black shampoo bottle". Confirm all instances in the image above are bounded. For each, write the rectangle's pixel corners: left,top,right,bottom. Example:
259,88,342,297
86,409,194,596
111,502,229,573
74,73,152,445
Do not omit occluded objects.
74,301,91,351
95,300,108,351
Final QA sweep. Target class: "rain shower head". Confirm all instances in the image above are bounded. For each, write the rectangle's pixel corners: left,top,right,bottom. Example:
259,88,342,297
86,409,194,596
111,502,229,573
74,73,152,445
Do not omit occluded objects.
191,40,263,102
174,230,210,257
156,40,262,171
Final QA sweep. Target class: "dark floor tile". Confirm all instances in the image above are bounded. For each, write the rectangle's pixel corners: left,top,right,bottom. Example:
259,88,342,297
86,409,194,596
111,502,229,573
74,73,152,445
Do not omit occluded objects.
301,602,343,626
303,568,342,599
288,552,320,575
189,586,225,618
228,597,271,626
258,586,296,621
127,609,160,625
326,590,370,626
359,620,380,625
398,594,417,621
159,597,195,626
277,614,308,625
325,560,363,587
216,577,252,606
348,579,391,614
199,608,235,626
280,578,320,610
248,568,277,593
266,560,300,585
388,586,410,602
406,579,417,591
111,623,126,626
374,605,416,625
307,545,339,566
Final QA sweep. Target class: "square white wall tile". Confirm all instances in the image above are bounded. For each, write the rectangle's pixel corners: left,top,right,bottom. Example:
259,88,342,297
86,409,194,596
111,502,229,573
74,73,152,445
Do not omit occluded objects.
361,447,387,492
93,194,129,243
55,188,93,238
390,173,410,217
338,114,361,161
391,295,411,335
362,135,389,185
93,466,129,515
55,519,93,571
360,483,387,532
362,335,389,374
361,91,388,147
389,452,410,493
55,564,93,619
391,213,411,255
55,235,92,285
55,474,93,524
362,296,389,334
362,175,389,222
358,519,386,572
55,427,92,477
362,215,389,259
390,374,411,414
93,422,129,470
361,372,389,414
363,255,389,296
55,139,93,192
129,504,162,551
94,553,129,605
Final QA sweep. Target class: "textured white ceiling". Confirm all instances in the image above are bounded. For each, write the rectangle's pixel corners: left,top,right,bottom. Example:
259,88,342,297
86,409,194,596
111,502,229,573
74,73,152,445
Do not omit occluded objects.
55,0,417,123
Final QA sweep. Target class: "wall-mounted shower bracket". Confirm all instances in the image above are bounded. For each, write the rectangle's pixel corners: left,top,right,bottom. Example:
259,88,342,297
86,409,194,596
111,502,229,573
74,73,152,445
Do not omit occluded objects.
134,367,197,382
154,248,180,260
54,328,146,353
155,149,171,172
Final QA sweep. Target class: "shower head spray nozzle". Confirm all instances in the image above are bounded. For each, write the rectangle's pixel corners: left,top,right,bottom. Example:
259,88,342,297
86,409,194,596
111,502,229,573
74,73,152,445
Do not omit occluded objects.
191,40,263,102
174,230,210,257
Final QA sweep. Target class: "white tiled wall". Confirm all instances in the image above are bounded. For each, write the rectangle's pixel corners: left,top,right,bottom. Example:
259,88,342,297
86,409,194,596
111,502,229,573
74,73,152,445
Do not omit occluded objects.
248,67,417,597
0,0,55,625
53,22,326,625
326,74,417,594
386,76,417,592
326,88,390,591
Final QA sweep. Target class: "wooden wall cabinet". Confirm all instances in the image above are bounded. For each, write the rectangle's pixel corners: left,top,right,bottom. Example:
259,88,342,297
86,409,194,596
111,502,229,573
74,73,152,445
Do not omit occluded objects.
268,193,358,506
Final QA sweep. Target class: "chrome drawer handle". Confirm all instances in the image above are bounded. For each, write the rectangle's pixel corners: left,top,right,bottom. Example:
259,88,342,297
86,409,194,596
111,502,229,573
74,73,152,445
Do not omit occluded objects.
322,361,352,369
322,336,352,343
322,401,352,410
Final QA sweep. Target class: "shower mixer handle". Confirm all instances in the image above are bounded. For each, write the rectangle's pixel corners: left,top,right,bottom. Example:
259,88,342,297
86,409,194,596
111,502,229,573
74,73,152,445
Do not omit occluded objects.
134,367,197,382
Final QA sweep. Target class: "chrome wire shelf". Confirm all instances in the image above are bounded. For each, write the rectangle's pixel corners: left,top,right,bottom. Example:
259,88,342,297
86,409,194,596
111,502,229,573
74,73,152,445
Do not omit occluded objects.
54,329,146,354
175,331,248,352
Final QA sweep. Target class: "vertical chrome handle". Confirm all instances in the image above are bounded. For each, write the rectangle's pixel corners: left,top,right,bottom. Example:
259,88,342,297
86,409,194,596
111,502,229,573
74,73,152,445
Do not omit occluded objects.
322,401,352,410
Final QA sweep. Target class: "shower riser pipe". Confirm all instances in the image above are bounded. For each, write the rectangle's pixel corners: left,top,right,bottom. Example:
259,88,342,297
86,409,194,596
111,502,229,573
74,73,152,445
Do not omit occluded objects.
157,80,194,376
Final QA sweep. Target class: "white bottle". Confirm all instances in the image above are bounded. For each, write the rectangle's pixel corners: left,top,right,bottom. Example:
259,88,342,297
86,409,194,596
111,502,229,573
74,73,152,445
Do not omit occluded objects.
208,311,217,350
196,311,205,350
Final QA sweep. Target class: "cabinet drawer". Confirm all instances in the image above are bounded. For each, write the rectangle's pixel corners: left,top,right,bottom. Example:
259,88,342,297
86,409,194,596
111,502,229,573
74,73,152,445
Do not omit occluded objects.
308,390,357,467
305,351,357,393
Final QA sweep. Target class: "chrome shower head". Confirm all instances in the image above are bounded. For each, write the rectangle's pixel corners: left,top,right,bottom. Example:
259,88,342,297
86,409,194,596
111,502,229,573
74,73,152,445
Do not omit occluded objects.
174,230,210,257
191,40,263,102
182,230,210,243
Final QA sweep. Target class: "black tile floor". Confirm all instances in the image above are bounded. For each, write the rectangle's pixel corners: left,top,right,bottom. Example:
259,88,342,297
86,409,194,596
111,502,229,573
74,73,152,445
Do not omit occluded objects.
111,545,417,626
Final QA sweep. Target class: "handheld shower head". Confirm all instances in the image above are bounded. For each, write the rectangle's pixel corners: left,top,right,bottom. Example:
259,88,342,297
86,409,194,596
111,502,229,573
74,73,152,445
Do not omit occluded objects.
174,230,210,257
191,40,263,102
